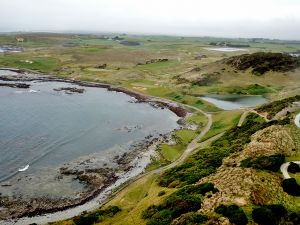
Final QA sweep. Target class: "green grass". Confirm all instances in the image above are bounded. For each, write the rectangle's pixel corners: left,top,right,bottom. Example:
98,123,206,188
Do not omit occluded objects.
147,112,207,167
159,129,197,162
98,174,176,225
136,60,178,70
287,156,300,161
186,113,208,126
53,174,169,225
227,84,274,95
146,86,172,97
75,38,117,46
291,173,300,184
176,129,198,144
0,55,60,72
144,86,220,112
153,113,207,163
145,157,169,172
159,144,184,162
201,110,243,141
208,84,275,95
157,111,208,163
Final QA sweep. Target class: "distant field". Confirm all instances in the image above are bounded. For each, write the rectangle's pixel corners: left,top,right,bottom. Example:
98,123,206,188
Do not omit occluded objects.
1,33,299,102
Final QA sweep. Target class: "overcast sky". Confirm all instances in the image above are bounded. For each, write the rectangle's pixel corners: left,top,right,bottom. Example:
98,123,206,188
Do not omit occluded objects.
1,0,300,40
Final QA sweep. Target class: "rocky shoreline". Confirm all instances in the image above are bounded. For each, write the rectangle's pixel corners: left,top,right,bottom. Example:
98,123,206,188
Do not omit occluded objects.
0,82,30,89
0,133,174,221
0,68,189,222
0,68,187,117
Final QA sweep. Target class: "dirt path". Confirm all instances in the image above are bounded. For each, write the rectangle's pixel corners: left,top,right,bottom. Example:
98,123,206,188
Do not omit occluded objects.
153,112,212,174
238,111,249,127
280,112,300,179
250,109,270,122
280,161,300,179
295,113,300,128
157,130,225,173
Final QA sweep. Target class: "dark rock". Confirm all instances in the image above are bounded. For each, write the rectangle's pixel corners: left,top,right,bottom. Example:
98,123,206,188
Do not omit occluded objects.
53,87,85,94
190,67,201,72
137,58,168,66
0,83,30,89
95,64,107,69
194,55,207,60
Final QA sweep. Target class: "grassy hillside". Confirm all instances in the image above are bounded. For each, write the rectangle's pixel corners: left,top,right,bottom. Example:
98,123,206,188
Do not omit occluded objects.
224,52,300,75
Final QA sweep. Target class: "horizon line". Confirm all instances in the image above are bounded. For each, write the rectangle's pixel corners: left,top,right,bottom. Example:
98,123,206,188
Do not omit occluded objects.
1,30,300,42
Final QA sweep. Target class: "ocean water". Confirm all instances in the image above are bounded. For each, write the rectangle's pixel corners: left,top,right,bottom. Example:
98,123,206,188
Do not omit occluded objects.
0,80,179,182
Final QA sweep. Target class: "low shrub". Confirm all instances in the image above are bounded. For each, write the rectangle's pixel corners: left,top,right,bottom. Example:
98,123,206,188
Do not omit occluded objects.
74,214,98,225
172,212,208,225
215,204,248,225
191,72,220,86
252,207,277,225
240,154,285,172
142,183,217,225
73,205,121,225
288,162,300,174
158,190,166,196
252,204,287,225
288,212,300,224
282,178,300,196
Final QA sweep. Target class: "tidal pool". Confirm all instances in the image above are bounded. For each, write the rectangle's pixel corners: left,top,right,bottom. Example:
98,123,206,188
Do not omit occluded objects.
200,94,268,110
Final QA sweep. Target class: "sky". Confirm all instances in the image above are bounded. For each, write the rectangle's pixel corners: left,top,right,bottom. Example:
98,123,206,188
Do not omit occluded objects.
0,0,300,40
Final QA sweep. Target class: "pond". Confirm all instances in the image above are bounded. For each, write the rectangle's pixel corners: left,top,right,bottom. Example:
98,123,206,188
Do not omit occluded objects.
0,45,22,53
204,47,248,52
200,94,268,110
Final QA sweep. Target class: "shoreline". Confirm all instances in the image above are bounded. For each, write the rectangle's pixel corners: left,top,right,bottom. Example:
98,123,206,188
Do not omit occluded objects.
0,68,187,117
0,128,179,225
1,134,172,223
0,68,189,224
